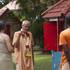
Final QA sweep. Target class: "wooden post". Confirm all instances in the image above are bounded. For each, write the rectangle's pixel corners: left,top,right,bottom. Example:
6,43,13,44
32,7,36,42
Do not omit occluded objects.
57,18,59,51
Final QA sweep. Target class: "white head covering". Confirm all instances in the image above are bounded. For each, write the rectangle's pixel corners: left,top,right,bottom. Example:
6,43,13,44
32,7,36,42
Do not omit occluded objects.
21,20,30,31
22,20,30,25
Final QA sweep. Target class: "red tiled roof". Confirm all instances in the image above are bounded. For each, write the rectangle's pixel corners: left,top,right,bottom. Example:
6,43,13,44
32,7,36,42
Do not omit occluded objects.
41,0,70,18
0,0,20,16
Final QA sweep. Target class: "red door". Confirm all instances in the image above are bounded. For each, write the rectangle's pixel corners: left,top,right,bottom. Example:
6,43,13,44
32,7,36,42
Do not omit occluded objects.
43,21,57,51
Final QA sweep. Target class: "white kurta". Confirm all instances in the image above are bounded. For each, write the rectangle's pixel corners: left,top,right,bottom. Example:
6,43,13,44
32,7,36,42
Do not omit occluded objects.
13,31,34,70
0,33,14,70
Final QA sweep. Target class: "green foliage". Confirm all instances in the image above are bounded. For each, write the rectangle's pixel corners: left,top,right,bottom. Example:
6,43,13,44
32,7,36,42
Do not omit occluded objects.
30,16,44,45
17,0,59,45
17,0,59,22
17,0,48,21
0,0,9,8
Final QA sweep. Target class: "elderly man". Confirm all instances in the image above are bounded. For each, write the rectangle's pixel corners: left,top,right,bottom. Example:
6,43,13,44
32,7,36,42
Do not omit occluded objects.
12,20,34,70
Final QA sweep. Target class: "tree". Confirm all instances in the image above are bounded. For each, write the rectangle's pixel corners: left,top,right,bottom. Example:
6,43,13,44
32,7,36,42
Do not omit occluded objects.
17,0,59,21
17,0,59,47
0,0,10,8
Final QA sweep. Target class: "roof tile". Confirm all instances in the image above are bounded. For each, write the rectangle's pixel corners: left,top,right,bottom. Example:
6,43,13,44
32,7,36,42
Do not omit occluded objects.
42,0,70,18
